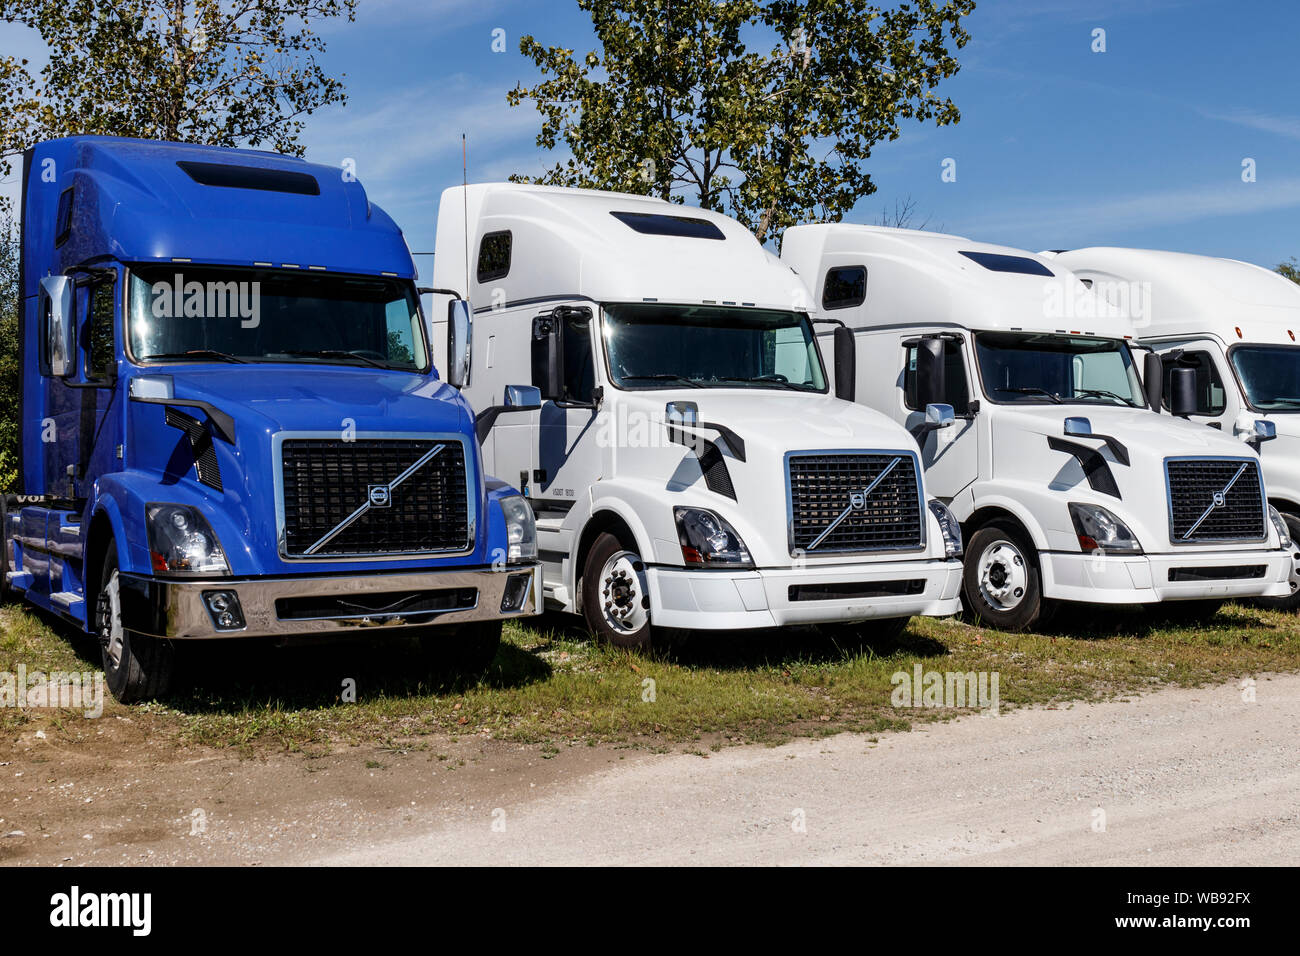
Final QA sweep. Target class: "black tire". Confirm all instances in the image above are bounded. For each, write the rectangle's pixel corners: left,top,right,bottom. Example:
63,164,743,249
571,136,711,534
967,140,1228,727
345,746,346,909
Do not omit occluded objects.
1255,512,1300,611
418,620,502,679
962,520,1053,632
1144,600,1225,625
581,531,653,649
97,546,175,703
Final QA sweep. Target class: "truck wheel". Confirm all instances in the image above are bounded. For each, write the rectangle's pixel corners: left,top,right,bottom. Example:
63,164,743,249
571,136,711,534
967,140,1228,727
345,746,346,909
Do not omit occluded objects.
1144,600,1224,625
582,532,653,649
1255,512,1300,612
962,521,1051,632
419,620,502,680
96,547,175,703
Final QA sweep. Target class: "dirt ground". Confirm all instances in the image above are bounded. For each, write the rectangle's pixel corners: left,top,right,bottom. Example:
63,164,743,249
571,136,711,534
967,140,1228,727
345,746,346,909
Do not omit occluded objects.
2,673,1296,866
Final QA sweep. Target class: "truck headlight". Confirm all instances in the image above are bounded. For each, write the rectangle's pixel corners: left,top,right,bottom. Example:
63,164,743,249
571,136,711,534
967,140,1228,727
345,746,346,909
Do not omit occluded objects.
501,495,537,564
1069,502,1142,554
1269,505,1292,549
674,507,753,568
927,499,963,558
146,503,229,573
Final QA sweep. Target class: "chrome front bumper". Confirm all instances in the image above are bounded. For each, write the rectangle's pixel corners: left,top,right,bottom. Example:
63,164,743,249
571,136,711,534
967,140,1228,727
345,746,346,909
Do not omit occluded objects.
118,564,542,640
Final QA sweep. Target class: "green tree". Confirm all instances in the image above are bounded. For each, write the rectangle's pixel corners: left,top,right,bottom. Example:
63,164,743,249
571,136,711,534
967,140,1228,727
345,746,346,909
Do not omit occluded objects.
0,0,356,156
508,0,974,242
1277,258,1300,284
0,217,20,492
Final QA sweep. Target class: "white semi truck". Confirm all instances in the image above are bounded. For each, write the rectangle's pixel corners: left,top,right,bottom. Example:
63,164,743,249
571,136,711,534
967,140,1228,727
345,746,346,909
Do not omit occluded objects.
781,224,1292,631
1052,246,1300,609
431,184,964,647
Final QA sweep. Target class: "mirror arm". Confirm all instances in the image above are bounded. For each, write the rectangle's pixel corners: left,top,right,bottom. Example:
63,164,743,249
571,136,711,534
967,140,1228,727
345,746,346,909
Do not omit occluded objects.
418,287,464,299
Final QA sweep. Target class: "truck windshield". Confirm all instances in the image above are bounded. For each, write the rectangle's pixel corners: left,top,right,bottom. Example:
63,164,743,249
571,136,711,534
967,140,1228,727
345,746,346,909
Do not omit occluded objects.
1230,345,1300,411
602,303,827,392
127,266,428,371
974,332,1144,407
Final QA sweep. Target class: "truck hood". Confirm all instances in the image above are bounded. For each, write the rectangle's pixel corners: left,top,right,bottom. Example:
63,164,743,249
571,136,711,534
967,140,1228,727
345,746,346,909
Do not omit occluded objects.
155,364,469,435
989,404,1270,553
601,388,947,567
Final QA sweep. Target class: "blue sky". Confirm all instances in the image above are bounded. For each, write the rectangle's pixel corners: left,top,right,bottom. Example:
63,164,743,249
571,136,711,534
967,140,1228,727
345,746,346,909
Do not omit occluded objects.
5,0,1300,270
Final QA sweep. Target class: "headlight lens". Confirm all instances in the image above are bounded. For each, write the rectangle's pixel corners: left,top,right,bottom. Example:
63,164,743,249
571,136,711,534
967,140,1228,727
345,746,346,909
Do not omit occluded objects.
1068,502,1142,554
1269,505,1292,549
146,503,229,573
927,499,963,558
500,495,537,564
674,507,753,568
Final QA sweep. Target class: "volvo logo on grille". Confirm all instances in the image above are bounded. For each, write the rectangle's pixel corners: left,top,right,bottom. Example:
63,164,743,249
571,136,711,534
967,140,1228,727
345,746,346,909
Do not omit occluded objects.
301,442,448,555
806,457,903,551
1181,461,1250,540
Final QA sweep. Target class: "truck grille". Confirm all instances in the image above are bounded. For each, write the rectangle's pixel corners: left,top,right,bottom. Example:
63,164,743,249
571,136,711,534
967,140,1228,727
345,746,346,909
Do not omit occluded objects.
280,438,471,557
787,452,924,555
1166,458,1266,543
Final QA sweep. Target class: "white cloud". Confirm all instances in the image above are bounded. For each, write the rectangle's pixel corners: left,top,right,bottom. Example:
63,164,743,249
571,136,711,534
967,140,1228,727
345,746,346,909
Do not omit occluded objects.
1201,107,1300,141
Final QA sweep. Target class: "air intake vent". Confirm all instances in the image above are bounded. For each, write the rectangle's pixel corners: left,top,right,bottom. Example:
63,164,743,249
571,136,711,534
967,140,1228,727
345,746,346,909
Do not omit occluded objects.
177,161,320,196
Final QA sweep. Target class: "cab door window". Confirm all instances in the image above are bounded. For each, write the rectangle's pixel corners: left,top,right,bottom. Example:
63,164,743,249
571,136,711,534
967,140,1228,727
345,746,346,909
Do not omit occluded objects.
562,309,595,403
904,338,971,414
1162,350,1225,415
84,278,116,383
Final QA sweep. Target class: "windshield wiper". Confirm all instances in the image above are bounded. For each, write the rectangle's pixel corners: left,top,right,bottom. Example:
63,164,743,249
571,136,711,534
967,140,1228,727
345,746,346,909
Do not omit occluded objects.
998,387,1063,404
1075,387,1138,407
146,349,248,364
284,349,387,369
712,375,813,391
618,374,704,388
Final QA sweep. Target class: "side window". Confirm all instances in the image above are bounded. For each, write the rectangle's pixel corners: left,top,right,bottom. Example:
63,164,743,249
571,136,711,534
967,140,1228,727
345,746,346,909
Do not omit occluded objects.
1163,350,1226,415
904,339,971,414
85,280,116,382
822,266,866,310
562,310,595,403
55,187,74,247
477,230,512,283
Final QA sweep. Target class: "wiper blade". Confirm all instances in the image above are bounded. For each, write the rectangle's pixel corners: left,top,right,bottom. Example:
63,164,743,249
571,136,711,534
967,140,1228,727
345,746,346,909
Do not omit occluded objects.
1075,387,1138,406
146,349,247,364
619,374,704,388
284,349,387,369
999,387,1063,404
713,375,812,391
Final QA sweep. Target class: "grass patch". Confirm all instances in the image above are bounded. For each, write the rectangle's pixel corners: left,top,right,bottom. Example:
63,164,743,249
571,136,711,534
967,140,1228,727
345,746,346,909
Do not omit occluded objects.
2,600,1298,754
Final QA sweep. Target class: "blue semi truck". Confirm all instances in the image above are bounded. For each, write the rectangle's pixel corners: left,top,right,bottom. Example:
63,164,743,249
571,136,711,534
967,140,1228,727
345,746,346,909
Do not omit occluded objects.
2,136,541,702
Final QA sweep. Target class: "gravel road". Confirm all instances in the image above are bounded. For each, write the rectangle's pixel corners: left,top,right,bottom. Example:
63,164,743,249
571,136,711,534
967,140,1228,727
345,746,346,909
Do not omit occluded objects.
309,674,1300,866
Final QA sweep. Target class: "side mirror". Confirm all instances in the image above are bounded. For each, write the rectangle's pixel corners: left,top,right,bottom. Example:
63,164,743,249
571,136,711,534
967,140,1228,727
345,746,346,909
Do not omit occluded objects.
446,299,472,389
40,275,75,378
1142,351,1164,412
531,312,563,401
832,325,856,402
915,338,946,409
1235,413,1276,444
505,384,541,410
1064,416,1093,438
926,403,955,429
1168,367,1197,417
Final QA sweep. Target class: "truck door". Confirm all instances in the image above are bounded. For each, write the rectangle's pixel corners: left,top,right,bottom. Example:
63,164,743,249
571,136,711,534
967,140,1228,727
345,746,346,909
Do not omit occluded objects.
902,334,980,499
44,270,119,499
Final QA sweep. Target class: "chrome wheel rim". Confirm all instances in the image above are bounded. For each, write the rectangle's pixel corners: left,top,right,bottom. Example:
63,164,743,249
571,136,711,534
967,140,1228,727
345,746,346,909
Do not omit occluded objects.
97,570,125,668
977,539,1028,612
598,550,649,635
